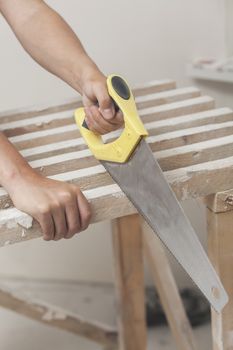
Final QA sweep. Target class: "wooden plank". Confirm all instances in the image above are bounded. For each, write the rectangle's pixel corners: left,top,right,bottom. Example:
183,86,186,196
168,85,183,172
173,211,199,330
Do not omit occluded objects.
148,121,233,151
0,88,200,131
2,96,214,137
135,86,200,109
0,286,117,347
3,148,233,209
9,107,233,151
143,223,197,350
6,133,233,177
15,120,233,162
132,79,176,97
3,155,233,245
207,208,233,350
157,134,233,171
112,214,147,350
139,96,214,123
0,79,176,123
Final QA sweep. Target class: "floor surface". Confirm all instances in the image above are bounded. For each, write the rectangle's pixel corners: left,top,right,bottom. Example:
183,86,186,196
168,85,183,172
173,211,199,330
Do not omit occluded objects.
0,279,212,350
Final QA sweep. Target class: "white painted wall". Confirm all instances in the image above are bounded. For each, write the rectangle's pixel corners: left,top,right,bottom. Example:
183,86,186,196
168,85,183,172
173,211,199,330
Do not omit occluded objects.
0,0,230,287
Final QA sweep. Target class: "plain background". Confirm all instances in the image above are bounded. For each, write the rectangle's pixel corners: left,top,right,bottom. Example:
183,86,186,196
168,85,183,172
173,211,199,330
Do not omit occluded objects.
0,0,232,287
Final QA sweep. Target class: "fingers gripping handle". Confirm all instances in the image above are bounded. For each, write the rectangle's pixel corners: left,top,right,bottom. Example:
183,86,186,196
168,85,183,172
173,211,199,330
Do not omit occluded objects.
75,75,148,163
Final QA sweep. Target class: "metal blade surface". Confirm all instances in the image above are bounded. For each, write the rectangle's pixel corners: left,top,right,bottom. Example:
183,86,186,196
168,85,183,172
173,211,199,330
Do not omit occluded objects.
102,139,228,312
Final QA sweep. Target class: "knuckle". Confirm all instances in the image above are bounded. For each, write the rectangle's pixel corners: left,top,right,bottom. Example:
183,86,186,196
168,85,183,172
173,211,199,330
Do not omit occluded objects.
59,191,73,203
38,204,50,216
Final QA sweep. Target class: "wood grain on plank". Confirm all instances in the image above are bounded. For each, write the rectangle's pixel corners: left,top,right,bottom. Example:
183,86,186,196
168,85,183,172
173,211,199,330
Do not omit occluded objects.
15,120,233,162
2,88,196,131
2,96,214,137
10,133,233,177
10,107,233,152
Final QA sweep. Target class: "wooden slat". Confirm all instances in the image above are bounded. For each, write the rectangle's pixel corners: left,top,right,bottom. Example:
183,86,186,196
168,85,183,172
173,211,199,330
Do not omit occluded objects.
14,119,233,162
0,79,176,123
1,96,214,137
0,286,117,347
2,155,233,246
8,133,233,177
157,134,233,171
135,86,200,109
2,132,233,208
9,107,233,151
2,90,200,133
132,79,176,97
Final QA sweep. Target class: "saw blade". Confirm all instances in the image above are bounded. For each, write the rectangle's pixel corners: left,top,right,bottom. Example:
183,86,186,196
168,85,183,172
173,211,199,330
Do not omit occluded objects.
101,138,228,312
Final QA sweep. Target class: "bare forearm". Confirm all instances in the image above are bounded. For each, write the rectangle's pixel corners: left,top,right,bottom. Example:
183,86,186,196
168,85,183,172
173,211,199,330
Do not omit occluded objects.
0,0,123,136
0,132,30,190
0,0,98,93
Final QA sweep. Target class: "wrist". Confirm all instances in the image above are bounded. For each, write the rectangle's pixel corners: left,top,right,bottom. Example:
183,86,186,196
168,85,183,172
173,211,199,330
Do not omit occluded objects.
72,56,104,94
0,163,36,192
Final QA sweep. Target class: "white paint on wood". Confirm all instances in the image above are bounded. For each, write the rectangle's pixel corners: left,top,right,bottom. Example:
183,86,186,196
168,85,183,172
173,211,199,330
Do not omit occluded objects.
1,96,213,131
147,120,233,144
22,132,233,171
0,109,74,131
0,165,106,197
133,79,175,91
9,124,77,143
156,134,233,159
21,138,86,157
0,79,176,119
19,118,233,159
8,107,230,149
140,96,214,117
29,149,92,168
135,86,200,103
0,208,33,229
144,107,232,129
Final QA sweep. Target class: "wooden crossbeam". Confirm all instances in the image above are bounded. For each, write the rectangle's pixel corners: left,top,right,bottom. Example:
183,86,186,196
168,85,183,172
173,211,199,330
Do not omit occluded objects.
0,286,117,347
2,154,233,246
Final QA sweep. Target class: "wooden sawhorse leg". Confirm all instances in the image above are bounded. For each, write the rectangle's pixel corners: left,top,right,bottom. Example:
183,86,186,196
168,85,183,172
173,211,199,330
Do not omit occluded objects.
112,214,196,350
206,191,233,350
112,214,147,350
143,222,197,350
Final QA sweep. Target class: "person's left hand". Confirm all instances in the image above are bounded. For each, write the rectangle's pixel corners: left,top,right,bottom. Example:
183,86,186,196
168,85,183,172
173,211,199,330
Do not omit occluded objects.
80,69,124,134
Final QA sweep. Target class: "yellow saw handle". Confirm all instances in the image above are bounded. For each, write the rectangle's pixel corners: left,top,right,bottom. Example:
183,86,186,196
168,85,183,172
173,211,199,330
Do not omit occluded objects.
74,74,148,163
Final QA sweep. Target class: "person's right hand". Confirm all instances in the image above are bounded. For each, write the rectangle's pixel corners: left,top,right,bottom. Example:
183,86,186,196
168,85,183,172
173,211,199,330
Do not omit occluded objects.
7,169,91,241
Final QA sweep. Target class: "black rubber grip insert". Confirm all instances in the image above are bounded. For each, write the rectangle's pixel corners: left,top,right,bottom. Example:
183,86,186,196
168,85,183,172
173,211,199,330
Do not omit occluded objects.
111,76,130,100
82,119,89,129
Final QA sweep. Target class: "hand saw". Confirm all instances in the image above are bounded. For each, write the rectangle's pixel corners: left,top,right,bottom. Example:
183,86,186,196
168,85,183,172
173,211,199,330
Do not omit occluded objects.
75,74,228,312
